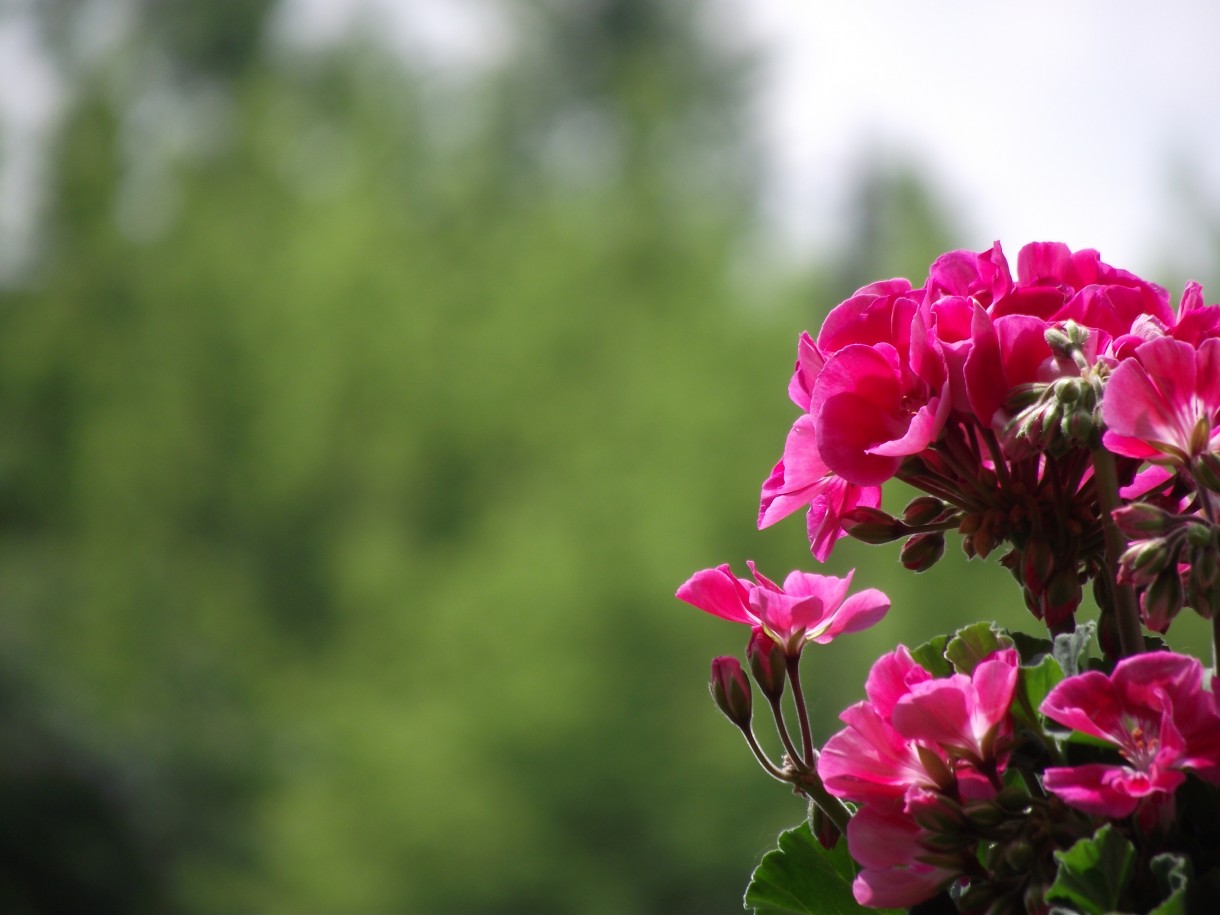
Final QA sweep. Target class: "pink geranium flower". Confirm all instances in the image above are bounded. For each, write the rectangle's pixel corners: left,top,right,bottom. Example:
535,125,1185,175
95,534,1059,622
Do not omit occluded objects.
675,563,889,655
847,796,960,908
891,648,1020,767
1040,652,1220,819
811,335,951,486
1102,336,1220,467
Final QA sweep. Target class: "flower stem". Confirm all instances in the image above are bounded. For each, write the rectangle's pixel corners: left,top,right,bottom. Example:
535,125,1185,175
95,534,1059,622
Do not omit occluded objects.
768,697,806,772
741,728,788,783
1091,446,1144,658
785,655,816,766
794,769,853,837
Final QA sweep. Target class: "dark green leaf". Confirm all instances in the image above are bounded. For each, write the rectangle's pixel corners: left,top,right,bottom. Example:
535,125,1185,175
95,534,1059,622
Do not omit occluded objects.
910,634,953,677
945,621,1014,674
1148,852,1191,915
743,822,900,915
1045,824,1134,915
1014,654,1064,727
1010,630,1054,665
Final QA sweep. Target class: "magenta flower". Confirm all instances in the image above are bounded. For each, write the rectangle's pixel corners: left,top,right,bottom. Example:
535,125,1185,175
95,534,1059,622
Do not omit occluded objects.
675,563,889,655
811,335,951,486
820,648,946,803
1102,336,1220,467
891,648,1020,767
846,796,960,908
820,647,1019,805
757,414,883,561
1040,652,1220,819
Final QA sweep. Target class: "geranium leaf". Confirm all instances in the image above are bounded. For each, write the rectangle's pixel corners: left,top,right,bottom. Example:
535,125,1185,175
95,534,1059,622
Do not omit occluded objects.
1046,823,1134,915
1051,620,1095,678
1013,654,1063,729
743,822,899,915
910,634,953,677
945,621,1013,674
1148,852,1191,915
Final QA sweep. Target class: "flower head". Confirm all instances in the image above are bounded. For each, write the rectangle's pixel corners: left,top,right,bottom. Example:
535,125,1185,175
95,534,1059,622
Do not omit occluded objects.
675,563,889,655
1040,652,1220,819
1102,336,1220,467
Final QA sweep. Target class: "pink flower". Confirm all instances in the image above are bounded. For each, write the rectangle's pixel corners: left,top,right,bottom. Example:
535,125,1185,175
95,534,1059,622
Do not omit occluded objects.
847,797,960,908
891,648,1020,766
758,415,884,561
675,563,889,655
1101,336,1220,466
811,329,951,486
1040,652,1220,819
820,647,1018,804
819,649,937,802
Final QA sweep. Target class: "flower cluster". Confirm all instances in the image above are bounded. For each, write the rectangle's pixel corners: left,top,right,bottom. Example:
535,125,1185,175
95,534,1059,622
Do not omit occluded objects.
677,241,1220,913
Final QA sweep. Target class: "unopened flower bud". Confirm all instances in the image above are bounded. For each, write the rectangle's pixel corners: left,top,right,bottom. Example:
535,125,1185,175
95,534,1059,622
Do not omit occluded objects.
901,531,945,572
1045,319,1090,357
1191,537,1220,592
709,657,752,728
1060,406,1097,447
1020,539,1055,593
809,802,840,850
1003,839,1034,873
1041,564,1082,630
1142,566,1184,634
1195,453,1220,492
1111,502,1178,537
840,506,902,544
746,629,786,702
1118,537,1174,585
1003,382,1047,414
902,496,947,527
1186,520,1215,548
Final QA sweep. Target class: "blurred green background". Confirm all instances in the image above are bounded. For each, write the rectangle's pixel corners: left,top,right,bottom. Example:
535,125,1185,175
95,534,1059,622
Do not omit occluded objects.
0,1,1214,912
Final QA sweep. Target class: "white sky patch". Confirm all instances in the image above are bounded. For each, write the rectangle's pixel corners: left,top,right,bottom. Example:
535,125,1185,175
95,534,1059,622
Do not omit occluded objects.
736,0,1220,275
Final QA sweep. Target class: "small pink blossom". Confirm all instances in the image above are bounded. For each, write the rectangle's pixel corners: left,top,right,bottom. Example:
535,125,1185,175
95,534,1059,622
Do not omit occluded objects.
1040,652,1220,819
1102,336,1220,466
675,563,889,655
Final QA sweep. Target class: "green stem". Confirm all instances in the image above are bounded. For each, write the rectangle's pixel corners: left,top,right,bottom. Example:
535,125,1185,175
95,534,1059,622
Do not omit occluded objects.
1091,446,1144,659
795,769,853,837
768,697,807,772
742,728,788,783
785,655,816,766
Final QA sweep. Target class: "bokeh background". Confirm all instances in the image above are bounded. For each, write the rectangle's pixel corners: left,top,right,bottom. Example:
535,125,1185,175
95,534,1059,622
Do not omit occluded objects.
2,1,1219,912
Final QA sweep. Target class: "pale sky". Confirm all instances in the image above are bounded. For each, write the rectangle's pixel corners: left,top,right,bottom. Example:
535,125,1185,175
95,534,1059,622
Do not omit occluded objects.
6,0,1220,283
735,0,1220,278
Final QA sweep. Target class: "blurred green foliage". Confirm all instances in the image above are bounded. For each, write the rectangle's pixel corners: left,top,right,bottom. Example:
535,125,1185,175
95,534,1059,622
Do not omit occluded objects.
0,1,1123,911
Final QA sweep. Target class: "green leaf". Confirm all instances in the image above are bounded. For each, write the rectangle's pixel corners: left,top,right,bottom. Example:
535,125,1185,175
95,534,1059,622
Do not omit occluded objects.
1010,630,1054,665
1052,621,1096,678
1045,823,1135,915
1148,852,1191,915
910,634,953,677
743,822,900,915
946,621,1015,674
1013,653,1064,729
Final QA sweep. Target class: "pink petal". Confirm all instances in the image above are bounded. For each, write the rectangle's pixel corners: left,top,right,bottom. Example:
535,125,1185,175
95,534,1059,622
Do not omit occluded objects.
675,566,754,625
808,588,890,643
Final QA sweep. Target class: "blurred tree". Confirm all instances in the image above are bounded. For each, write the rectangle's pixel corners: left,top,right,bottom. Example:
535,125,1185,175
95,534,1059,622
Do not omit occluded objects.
0,0,996,912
